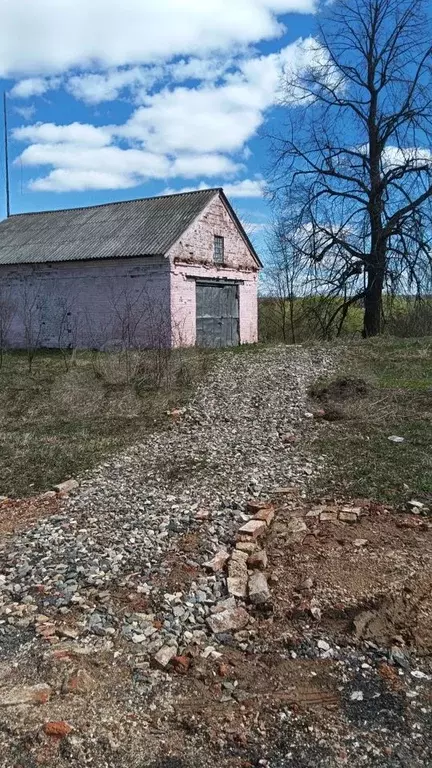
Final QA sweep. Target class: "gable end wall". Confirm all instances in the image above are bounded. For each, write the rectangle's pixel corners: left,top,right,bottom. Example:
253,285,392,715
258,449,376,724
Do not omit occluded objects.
168,193,259,346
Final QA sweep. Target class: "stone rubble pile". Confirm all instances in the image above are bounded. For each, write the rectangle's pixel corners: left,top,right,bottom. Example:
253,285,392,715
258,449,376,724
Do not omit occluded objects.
0,496,278,677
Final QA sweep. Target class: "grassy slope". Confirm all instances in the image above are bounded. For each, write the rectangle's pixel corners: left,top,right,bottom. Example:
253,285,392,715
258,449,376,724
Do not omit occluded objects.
0,349,210,498
309,337,432,505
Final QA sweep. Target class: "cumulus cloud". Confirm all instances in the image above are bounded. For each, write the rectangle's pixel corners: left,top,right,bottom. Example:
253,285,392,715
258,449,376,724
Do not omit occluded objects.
66,67,163,105
13,38,319,192
14,122,113,147
171,155,241,178
383,146,432,169
31,169,140,192
6,0,323,197
354,144,432,172
65,58,233,105
0,0,316,77
119,39,314,155
170,56,235,83
14,105,36,121
16,138,241,192
225,179,266,197
163,178,265,199
120,86,264,155
10,77,53,98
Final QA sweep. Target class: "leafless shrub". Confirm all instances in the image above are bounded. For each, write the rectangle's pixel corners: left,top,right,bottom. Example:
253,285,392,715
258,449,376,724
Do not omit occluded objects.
0,285,16,367
88,283,205,392
265,217,307,343
54,295,80,370
20,281,46,373
386,297,432,337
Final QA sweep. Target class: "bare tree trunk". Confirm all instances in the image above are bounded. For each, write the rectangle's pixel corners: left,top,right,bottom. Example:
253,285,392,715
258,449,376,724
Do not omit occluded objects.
289,294,296,344
363,260,385,336
280,297,288,343
364,55,385,339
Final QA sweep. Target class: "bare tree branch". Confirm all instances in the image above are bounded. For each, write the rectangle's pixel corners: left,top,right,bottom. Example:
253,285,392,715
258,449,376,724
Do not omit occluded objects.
269,0,432,336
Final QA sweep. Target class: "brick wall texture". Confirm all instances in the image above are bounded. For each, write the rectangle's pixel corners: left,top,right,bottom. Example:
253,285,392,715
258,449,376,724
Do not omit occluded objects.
0,192,259,349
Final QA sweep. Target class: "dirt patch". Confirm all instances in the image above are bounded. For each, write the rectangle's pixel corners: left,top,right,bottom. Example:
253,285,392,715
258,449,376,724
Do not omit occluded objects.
266,497,432,654
174,650,339,716
309,376,370,402
352,577,432,652
0,494,60,539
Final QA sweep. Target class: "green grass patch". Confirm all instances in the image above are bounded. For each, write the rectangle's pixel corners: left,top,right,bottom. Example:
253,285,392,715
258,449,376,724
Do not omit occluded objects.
309,337,432,505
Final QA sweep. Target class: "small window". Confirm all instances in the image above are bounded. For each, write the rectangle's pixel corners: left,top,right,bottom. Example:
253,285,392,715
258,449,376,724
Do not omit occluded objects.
214,235,224,265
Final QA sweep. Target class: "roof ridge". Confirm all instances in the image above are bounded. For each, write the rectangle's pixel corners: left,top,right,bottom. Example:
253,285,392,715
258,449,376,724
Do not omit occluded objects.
9,187,222,218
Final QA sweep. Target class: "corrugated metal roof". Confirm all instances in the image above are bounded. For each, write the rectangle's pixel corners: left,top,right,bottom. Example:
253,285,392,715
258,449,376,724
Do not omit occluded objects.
0,188,220,266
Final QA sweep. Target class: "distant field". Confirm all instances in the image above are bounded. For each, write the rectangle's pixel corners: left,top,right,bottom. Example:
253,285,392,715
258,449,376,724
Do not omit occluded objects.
308,337,432,506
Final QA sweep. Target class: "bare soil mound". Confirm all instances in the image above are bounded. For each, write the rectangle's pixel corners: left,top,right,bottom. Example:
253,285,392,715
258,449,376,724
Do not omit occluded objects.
310,376,370,401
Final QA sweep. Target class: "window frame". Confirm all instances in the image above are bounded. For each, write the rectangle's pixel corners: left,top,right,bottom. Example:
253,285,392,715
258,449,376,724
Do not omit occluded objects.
213,235,225,265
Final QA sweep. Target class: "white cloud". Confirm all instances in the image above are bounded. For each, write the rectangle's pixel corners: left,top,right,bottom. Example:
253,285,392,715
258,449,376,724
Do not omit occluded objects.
170,56,234,83
224,179,266,197
163,178,265,199
19,143,169,176
31,169,139,192
356,144,432,171
172,155,241,178
7,0,323,197
0,0,316,77
17,140,241,192
14,105,36,121
10,77,51,98
66,67,163,105
13,38,319,193
10,76,61,99
119,39,314,156
383,146,432,169
120,86,262,155
66,59,233,105
13,122,112,147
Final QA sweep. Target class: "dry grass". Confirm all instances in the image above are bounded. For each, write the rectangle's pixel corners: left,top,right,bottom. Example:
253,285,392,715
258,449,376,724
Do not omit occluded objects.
309,337,432,505
0,348,212,498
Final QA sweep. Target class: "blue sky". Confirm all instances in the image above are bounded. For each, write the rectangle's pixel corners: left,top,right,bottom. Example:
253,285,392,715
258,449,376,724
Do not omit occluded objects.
0,1,318,248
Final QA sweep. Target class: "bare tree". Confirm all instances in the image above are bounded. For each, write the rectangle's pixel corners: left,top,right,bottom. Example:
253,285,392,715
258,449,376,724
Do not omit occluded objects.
49,293,80,369
265,217,306,343
269,0,432,337
0,284,16,367
20,281,46,372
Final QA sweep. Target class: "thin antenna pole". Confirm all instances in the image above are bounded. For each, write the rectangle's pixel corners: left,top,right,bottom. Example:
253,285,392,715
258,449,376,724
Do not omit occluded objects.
3,92,10,218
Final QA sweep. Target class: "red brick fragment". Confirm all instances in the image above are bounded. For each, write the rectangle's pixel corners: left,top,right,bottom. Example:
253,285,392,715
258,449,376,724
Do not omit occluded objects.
43,721,73,738
218,663,229,678
172,656,191,674
253,506,275,526
237,519,267,540
246,500,273,515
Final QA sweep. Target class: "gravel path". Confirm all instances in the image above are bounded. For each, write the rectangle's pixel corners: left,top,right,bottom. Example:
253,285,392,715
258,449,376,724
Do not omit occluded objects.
0,345,333,654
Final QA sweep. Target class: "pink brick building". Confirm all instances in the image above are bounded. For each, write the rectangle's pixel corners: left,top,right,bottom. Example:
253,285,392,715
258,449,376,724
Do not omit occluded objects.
0,188,261,349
